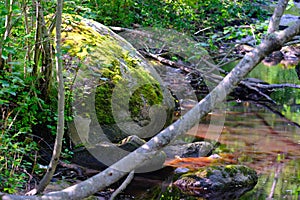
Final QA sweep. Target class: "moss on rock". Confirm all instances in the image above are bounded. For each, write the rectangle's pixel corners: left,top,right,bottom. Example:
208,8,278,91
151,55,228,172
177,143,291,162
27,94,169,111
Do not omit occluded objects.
174,165,258,199
58,14,174,143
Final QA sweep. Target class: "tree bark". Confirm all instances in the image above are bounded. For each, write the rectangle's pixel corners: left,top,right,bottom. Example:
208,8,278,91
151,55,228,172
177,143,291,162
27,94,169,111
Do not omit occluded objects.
0,0,14,71
32,0,42,76
267,0,289,33
39,11,53,100
25,0,64,195
21,0,31,76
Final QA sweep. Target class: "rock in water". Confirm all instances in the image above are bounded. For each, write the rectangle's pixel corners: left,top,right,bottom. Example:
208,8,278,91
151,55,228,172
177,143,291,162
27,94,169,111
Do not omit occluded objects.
174,165,258,200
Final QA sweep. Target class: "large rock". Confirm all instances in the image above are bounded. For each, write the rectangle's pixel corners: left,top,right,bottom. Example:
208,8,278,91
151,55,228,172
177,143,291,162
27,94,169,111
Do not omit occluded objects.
58,14,175,171
174,165,258,199
60,14,175,144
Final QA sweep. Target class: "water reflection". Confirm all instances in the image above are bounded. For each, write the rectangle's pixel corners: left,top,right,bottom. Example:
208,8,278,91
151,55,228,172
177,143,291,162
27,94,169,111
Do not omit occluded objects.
121,104,300,200
219,104,300,199
120,62,300,199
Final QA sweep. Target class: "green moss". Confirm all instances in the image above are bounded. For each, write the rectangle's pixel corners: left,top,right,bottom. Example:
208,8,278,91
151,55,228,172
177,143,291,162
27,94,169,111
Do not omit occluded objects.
94,54,163,125
58,14,165,127
224,165,238,177
93,49,163,125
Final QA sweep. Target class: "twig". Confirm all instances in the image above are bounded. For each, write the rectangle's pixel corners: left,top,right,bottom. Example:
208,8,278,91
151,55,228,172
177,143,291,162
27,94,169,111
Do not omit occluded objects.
239,81,276,104
217,44,240,66
219,57,239,68
194,27,212,35
109,170,135,200
140,50,199,74
247,82,300,89
267,164,283,199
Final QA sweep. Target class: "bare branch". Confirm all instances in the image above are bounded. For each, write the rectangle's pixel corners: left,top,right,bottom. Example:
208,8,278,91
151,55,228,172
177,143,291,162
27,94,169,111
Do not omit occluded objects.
268,0,289,33
109,170,135,200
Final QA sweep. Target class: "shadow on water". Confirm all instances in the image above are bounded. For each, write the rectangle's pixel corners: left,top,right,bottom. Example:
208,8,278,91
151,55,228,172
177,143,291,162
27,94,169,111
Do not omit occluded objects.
116,62,300,199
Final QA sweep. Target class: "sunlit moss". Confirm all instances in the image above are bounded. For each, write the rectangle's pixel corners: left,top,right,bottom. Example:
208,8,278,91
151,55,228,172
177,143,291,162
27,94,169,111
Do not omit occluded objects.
58,14,166,126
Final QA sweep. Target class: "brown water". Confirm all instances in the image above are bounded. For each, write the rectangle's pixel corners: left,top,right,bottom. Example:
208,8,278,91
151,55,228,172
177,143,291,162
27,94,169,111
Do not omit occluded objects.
115,62,300,199
119,104,300,200
206,104,300,199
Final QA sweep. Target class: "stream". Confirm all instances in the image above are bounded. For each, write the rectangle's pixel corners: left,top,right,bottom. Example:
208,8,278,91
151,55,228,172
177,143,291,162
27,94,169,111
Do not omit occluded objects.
113,61,300,199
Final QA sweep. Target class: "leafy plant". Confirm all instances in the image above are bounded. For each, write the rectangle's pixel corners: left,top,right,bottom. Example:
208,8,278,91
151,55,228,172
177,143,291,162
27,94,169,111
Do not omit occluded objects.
0,71,57,193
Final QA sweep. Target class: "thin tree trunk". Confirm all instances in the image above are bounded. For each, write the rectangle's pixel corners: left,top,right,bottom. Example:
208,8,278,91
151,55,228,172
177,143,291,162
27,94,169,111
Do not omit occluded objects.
3,0,13,41
32,0,42,76
40,11,53,100
0,0,14,71
31,0,53,99
22,0,31,76
25,0,64,195
268,0,289,33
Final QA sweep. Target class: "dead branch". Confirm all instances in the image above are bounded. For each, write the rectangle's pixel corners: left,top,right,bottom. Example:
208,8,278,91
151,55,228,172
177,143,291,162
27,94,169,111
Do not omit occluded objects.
238,81,276,104
247,83,300,90
267,164,283,199
109,170,135,200
141,50,277,104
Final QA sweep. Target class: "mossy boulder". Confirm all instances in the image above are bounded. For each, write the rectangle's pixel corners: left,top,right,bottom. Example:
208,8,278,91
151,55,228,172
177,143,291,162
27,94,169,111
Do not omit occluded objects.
60,14,175,145
174,165,258,199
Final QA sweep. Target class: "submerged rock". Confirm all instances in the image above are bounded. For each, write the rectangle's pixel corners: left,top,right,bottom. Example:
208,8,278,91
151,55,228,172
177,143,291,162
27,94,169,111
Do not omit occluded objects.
174,165,258,199
163,141,214,159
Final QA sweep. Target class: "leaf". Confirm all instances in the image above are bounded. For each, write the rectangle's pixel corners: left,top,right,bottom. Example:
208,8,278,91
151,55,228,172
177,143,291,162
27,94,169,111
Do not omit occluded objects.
0,80,10,87
1,53,8,60
4,46,16,54
0,8,8,16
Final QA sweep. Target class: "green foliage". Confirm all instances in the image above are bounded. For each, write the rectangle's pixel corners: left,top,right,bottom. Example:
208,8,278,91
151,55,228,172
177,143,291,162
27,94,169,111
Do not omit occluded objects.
0,132,36,193
0,71,56,193
61,0,269,33
59,0,270,52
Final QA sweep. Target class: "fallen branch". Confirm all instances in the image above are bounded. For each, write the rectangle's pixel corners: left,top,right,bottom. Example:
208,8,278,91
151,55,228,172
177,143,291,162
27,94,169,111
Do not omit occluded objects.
109,170,135,200
141,49,277,104
267,164,283,199
247,82,300,90
239,81,276,104
140,50,200,75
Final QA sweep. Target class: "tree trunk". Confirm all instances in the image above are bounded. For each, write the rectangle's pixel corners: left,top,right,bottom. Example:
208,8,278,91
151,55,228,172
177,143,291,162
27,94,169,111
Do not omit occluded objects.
25,0,64,195
0,0,14,71
39,11,53,100
268,0,289,33
32,0,42,76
